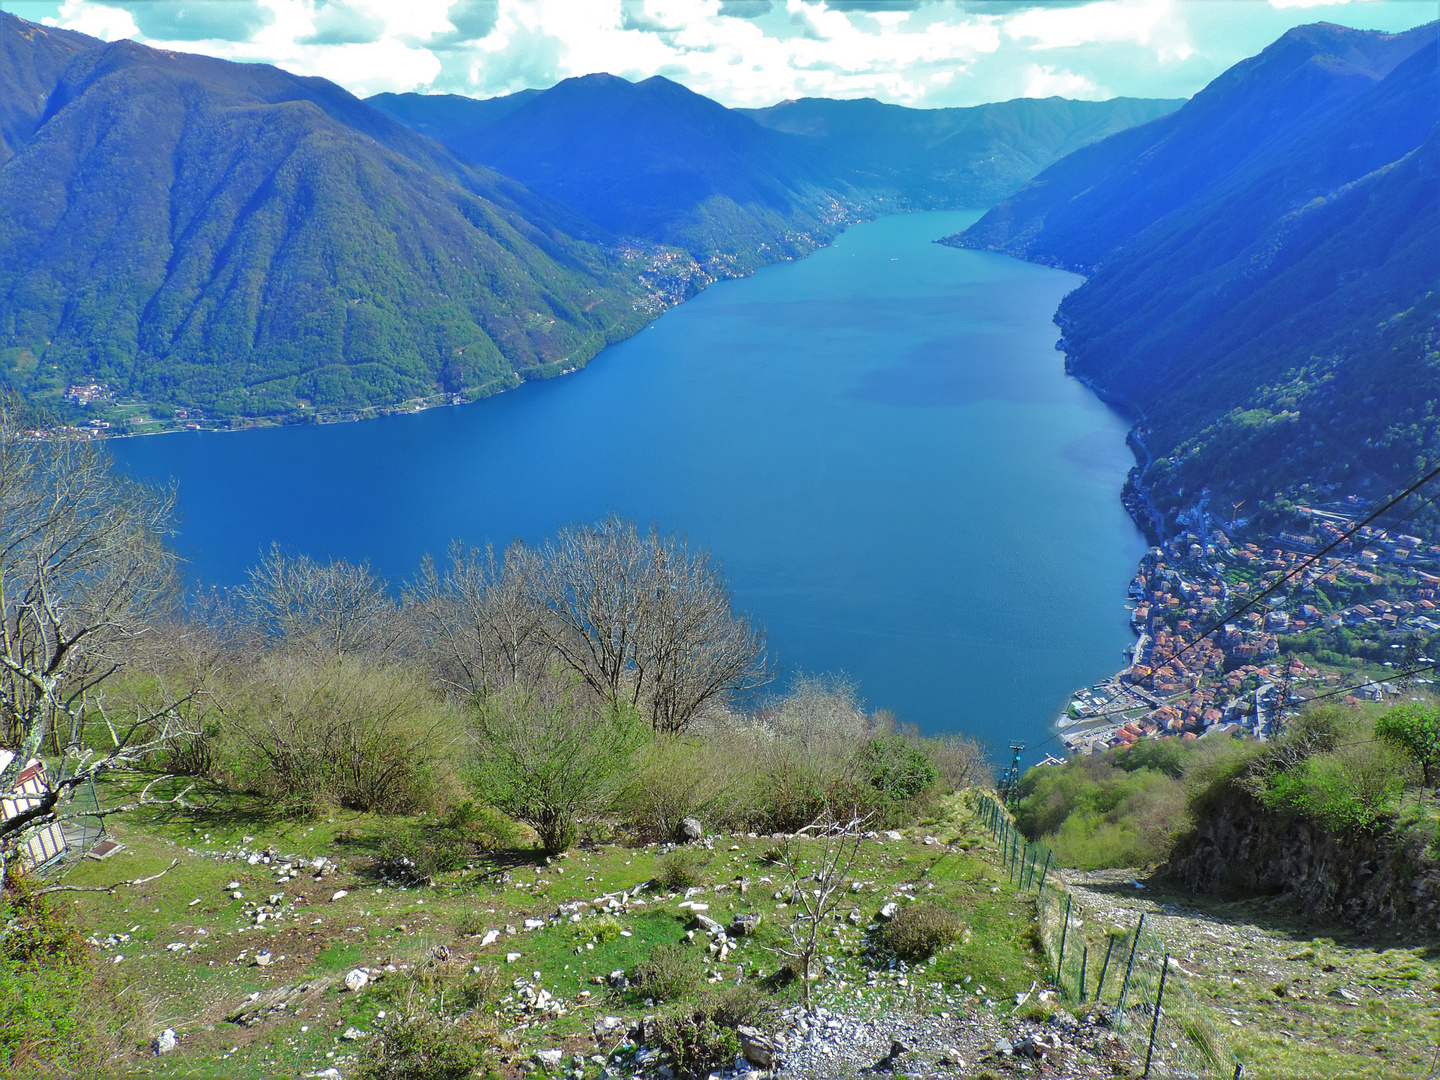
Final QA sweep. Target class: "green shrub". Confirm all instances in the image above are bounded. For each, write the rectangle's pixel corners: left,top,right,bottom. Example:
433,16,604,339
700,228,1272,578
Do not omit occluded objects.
657,849,709,892
633,943,699,1002
881,903,963,961
454,910,488,937
861,736,938,801
614,736,748,842
650,1012,739,1079
1376,703,1440,786
470,674,646,856
1263,741,1408,837
377,802,519,880
572,915,625,946
649,988,762,1079
354,1010,489,1080
220,658,452,816
0,881,120,1075
700,982,763,1027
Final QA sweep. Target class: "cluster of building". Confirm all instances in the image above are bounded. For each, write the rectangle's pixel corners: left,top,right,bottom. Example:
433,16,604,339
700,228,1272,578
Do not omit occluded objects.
64,382,112,406
1056,503,1440,755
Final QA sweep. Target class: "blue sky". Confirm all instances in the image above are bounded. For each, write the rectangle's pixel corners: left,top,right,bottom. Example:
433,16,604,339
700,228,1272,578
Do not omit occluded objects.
3,0,1435,106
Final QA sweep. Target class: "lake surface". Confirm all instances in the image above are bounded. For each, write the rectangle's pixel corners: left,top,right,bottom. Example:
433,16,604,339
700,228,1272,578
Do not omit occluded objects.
112,211,1146,751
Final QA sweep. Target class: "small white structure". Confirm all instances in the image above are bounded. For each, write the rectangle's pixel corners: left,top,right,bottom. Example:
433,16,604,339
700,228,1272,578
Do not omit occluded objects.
0,749,69,870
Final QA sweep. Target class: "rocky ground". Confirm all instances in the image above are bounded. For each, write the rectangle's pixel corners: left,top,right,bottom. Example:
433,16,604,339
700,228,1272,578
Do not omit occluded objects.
1058,868,1440,1079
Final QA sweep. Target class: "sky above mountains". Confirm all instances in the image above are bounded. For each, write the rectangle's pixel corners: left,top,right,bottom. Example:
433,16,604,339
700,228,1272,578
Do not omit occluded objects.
3,0,1434,106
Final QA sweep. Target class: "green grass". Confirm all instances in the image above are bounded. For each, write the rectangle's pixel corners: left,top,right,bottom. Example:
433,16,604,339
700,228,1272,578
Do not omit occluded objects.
42,792,1056,1076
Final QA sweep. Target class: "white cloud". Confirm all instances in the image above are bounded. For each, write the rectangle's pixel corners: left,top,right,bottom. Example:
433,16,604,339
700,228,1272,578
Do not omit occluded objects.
1022,64,1104,99
1004,0,1177,52
49,0,137,40
1268,0,1382,7
35,0,1435,107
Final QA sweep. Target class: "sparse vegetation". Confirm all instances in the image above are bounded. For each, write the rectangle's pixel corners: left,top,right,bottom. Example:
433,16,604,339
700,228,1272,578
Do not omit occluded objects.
881,902,964,962
633,942,701,1002
656,849,709,892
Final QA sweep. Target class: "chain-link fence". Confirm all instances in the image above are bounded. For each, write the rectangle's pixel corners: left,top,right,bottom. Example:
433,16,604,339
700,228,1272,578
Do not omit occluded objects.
975,793,1242,1080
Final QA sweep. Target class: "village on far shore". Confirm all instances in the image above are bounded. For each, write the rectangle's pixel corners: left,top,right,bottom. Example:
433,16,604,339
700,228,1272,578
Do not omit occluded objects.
1058,497,1438,756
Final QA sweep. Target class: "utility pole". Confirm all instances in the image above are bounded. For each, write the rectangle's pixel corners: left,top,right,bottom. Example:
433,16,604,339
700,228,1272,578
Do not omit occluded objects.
1399,634,1422,693
1277,659,1294,727
999,742,1025,807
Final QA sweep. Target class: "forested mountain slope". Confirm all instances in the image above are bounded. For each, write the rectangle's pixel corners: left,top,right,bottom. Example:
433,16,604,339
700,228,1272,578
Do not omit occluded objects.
0,14,648,422
374,73,854,276
948,22,1440,536
368,81,1180,274
741,94,1181,208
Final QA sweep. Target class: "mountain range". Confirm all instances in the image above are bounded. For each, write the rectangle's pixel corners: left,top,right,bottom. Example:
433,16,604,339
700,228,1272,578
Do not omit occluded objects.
0,13,658,421
0,11,1178,426
369,81,1179,275
948,21,1440,539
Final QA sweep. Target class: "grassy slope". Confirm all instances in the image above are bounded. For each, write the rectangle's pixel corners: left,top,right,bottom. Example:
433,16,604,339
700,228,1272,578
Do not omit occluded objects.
54,791,1044,1077
1064,869,1440,1080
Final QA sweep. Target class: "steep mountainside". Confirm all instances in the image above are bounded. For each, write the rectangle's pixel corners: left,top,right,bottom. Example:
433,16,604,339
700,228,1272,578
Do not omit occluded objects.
740,95,1182,208
372,73,853,276
368,82,1181,273
948,22,1440,537
0,14,648,422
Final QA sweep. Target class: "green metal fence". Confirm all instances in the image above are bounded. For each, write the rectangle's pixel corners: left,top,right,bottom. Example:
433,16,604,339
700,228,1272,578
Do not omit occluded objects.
975,793,1241,1080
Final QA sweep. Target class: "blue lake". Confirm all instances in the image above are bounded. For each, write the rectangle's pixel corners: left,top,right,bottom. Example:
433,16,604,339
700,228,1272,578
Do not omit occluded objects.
111,210,1146,751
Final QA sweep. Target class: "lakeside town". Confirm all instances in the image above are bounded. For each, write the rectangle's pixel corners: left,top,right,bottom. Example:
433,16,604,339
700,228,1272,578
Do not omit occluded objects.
1058,497,1439,755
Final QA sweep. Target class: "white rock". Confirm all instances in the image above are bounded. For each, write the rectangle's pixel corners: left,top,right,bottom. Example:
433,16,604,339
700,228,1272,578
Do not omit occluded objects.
884,830,904,842
523,918,545,930
680,817,704,841
480,929,500,946
225,881,240,890
166,942,187,952
344,968,369,992
737,1026,775,1068
535,1048,565,1067
254,951,273,967
878,902,900,920
154,1028,178,1054
506,952,523,963
330,890,348,902
342,1027,367,1041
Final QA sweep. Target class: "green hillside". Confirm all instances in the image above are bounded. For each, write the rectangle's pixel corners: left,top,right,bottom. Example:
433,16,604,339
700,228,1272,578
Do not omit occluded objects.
948,22,1440,535
0,14,650,425
742,94,1183,209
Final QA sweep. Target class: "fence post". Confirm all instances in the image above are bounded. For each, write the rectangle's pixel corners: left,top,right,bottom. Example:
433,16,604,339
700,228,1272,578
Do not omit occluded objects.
1117,912,1146,1015
1143,953,1170,1079
1036,851,1052,892
1056,893,1072,987
1095,934,1117,1001
1080,945,1089,1002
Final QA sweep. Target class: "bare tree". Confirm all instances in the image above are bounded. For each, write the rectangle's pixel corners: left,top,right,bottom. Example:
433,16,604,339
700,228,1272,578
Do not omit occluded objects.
239,545,402,660
0,415,193,879
776,812,870,1011
526,516,767,733
640,539,769,733
406,541,546,699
